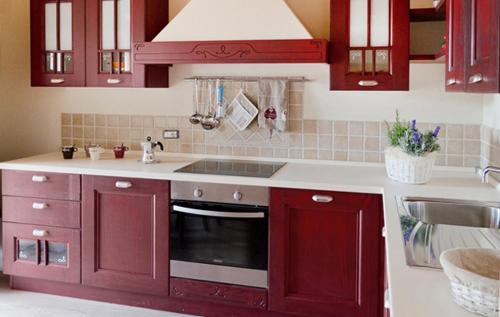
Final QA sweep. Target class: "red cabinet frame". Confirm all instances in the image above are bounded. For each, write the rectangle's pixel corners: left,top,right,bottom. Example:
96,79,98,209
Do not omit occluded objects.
330,0,409,91
82,176,170,295
30,0,86,87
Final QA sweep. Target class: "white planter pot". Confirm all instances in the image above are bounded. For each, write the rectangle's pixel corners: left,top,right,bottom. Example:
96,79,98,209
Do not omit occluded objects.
384,147,436,184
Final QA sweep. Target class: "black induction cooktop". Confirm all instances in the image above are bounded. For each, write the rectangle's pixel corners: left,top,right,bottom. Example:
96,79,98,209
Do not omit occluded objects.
174,159,286,178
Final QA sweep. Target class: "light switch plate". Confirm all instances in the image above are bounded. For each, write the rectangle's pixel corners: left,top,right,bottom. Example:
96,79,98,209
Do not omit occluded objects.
163,130,180,139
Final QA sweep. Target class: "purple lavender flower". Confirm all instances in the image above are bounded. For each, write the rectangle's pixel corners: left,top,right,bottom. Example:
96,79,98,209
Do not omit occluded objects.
411,120,417,130
413,130,421,144
433,126,441,137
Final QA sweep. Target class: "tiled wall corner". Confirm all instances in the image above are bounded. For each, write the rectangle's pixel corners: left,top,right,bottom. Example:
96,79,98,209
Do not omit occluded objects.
481,125,500,181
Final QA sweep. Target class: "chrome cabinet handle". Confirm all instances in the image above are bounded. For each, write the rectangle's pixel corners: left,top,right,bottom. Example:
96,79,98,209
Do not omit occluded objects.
32,229,48,237
446,78,457,86
32,175,48,183
358,80,379,87
32,202,49,210
312,195,334,203
50,78,65,84
468,73,483,84
115,181,133,189
173,205,265,219
107,78,121,85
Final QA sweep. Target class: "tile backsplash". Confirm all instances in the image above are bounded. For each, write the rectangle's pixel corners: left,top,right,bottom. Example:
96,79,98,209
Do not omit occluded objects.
61,111,484,167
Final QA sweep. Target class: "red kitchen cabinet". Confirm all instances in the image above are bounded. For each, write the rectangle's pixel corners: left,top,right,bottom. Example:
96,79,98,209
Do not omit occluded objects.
445,0,466,92
82,176,170,295
464,0,499,93
3,222,81,284
330,0,409,91
85,0,169,87
269,188,384,317
30,0,86,87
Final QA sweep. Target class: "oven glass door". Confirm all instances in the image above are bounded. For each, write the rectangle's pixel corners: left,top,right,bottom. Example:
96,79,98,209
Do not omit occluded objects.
170,201,268,270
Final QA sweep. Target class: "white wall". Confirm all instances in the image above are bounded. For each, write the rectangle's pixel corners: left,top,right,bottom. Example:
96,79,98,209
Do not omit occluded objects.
482,95,500,129
0,0,486,161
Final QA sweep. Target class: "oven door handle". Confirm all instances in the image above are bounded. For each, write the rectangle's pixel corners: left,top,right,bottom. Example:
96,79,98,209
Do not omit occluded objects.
172,205,265,219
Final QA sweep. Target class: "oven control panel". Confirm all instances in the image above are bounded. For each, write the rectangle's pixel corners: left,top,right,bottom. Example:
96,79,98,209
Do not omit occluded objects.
171,181,269,206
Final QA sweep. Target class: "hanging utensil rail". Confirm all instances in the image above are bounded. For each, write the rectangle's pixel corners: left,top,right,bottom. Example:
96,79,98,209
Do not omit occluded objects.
184,76,310,82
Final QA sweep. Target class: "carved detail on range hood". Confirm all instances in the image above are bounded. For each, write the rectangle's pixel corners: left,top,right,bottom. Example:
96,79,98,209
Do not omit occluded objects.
133,0,329,65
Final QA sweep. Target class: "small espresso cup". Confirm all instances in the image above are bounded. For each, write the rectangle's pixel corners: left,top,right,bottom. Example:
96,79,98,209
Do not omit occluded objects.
88,146,105,161
62,145,78,159
84,143,98,158
113,144,129,159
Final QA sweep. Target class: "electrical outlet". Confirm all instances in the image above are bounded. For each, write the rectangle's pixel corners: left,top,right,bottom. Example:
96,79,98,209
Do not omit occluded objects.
163,130,180,139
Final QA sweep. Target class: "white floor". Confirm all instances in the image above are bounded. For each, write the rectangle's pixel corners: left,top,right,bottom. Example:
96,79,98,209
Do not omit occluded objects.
0,275,197,317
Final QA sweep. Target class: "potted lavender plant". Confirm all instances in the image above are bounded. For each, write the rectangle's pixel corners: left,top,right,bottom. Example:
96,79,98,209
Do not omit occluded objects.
385,112,441,184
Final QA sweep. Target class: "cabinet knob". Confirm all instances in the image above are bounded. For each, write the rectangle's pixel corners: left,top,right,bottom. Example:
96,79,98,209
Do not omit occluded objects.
468,74,483,84
32,229,48,237
358,80,379,87
32,202,49,210
50,78,65,84
233,191,243,201
312,195,334,203
107,78,121,85
32,175,48,183
115,181,133,189
193,188,203,198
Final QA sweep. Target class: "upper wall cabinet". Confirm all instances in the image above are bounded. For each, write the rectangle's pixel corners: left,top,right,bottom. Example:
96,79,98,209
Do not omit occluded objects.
463,0,499,93
330,0,410,91
85,0,169,87
31,0,86,87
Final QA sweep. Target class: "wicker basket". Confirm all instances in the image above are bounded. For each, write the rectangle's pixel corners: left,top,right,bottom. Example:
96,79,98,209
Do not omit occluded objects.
440,248,500,317
384,147,436,184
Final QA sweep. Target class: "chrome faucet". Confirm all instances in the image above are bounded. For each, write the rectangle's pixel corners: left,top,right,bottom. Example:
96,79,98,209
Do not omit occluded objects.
479,166,500,183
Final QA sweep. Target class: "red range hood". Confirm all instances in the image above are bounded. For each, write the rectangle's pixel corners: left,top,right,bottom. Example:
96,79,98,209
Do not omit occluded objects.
133,0,329,65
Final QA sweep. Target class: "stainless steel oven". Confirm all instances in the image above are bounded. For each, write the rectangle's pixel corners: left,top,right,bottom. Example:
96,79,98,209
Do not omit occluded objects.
170,181,269,288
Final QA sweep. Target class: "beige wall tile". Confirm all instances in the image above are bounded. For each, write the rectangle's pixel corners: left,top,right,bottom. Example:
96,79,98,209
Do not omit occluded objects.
107,127,118,140
364,122,380,137
261,148,273,157
447,155,464,167
154,116,167,128
273,148,289,158
72,113,83,126
364,137,380,152
289,120,303,133
107,115,119,127
289,134,303,147
334,121,348,136
318,150,332,160
446,140,463,155
130,128,143,141
303,120,318,134
84,127,95,140
348,151,364,162
289,91,304,105
465,125,481,140
289,149,303,159
319,135,332,150
349,121,364,136
118,115,130,127
143,116,155,128
334,151,348,161
131,116,143,128
84,114,95,126
246,147,260,157
447,124,464,139
61,126,71,138
62,113,72,125
95,114,106,127
72,126,83,138
318,120,333,134
303,134,318,148
464,141,481,155
334,136,348,151
304,149,318,160
364,152,380,163
349,136,364,151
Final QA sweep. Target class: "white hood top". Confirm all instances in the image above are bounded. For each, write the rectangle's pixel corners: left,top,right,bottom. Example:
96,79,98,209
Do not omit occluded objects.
153,0,313,42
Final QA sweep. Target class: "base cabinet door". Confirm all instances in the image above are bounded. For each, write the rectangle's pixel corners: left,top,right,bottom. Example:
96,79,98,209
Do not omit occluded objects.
82,176,169,295
2,222,81,283
269,188,384,317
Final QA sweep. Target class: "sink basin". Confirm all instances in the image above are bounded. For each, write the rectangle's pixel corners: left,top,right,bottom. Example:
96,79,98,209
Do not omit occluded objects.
402,197,500,229
397,197,500,269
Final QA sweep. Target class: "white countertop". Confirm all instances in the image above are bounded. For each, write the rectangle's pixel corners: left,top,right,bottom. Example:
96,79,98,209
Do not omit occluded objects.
2,152,499,317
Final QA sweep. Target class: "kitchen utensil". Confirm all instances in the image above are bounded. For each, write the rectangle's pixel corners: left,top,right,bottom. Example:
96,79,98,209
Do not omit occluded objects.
88,146,105,161
113,144,129,159
215,79,226,119
190,79,203,125
140,136,164,164
226,89,259,131
62,145,78,159
201,80,220,130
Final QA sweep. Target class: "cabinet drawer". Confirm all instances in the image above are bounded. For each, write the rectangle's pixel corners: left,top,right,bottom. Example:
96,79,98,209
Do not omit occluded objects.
170,278,267,310
273,188,377,210
2,170,81,201
2,222,81,284
2,197,80,228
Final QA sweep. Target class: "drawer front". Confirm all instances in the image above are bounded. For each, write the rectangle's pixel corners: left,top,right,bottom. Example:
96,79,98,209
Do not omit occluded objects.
3,197,80,228
2,222,81,284
2,170,81,201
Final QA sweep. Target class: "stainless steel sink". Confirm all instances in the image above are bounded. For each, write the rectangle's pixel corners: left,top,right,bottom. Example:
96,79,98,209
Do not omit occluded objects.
396,197,500,269
402,197,500,229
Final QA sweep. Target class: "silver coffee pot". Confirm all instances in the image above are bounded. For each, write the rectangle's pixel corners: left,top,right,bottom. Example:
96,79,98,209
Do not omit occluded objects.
140,136,164,164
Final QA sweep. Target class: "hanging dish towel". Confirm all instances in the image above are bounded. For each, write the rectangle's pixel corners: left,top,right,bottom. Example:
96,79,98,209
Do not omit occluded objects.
258,79,289,134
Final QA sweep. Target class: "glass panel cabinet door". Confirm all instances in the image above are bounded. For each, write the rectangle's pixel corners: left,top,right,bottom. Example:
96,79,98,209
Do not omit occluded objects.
31,0,85,86
331,0,409,90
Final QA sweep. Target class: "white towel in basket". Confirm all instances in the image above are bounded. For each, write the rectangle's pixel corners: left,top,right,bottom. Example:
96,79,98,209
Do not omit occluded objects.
257,79,289,135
